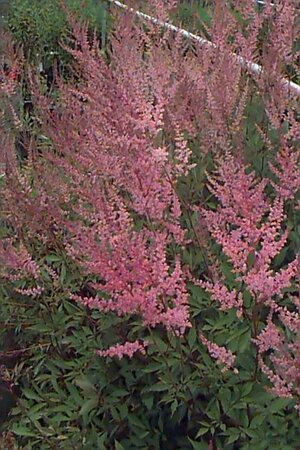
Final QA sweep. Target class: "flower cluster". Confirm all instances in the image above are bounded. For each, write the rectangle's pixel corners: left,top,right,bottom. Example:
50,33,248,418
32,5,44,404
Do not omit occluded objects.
0,239,40,281
201,153,300,406
25,17,194,353
269,148,300,201
1,0,299,386
200,153,297,306
199,333,237,373
96,340,148,359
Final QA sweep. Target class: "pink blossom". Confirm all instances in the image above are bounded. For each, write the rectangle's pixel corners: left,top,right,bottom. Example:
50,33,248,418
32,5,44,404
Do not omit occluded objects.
201,154,298,304
96,340,148,359
269,149,300,200
197,280,243,316
253,317,283,353
14,286,44,297
0,240,40,280
199,333,236,372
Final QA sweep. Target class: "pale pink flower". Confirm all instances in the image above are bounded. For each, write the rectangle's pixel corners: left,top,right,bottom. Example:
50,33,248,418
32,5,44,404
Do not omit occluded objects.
96,340,148,359
199,333,236,372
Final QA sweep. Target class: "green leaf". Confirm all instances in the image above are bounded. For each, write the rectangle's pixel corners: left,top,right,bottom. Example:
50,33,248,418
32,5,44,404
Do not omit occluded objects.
75,377,96,394
241,382,253,398
151,335,168,353
143,394,154,410
60,264,67,284
250,414,265,428
206,399,220,420
142,362,162,373
218,388,231,412
128,415,145,430
45,254,62,263
57,434,68,440
23,387,42,401
115,440,124,450
269,398,291,413
97,432,108,448
117,403,128,419
238,330,252,353
79,397,98,416
244,428,258,438
198,6,211,24
195,427,209,438
170,399,178,417
49,404,73,415
28,403,46,414
225,428,241,445
111,388,129,398
12,425,37,437
273,247,288,267
187,326,197,349
65,382,84,406
188,438,208,450
148,382,170,392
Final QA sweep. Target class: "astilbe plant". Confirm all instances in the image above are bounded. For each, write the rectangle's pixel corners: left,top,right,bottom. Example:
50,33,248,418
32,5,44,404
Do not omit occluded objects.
0,0,300,408
0,31,22,171
2,9,199,356
199,151,300,407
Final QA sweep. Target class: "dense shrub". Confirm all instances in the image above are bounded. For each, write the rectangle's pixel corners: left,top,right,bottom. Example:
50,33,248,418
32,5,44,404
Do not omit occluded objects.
6,0,108,64
0,1,300,448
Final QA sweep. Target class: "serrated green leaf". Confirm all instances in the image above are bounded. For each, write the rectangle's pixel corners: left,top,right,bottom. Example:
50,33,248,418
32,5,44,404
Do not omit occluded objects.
225,429,241,445
250,414,265,428
23,387,42,401
12,425,37,437
195,427,209,438
269,398,291,413
128,414,145,430
79,397,98,416
241,382,253,398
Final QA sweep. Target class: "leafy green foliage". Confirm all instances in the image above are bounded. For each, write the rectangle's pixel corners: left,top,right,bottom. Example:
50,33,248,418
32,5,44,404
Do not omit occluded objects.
0,249,299,448
6,0,108,67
